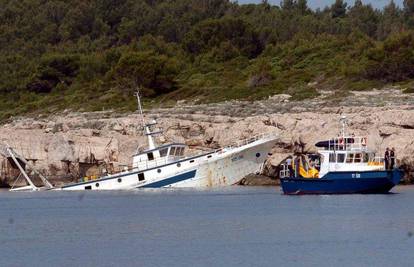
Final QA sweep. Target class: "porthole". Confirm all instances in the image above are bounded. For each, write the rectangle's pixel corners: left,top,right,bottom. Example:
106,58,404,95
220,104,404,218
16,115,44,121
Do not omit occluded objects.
177,163,181,167
190,160,195,163
118,178,122,183
256,153,261,158
95,183,100,187
207,155,212,158
157,169,161,173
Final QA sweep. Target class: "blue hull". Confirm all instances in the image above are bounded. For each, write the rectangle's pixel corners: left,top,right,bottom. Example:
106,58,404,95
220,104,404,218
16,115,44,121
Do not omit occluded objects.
280,169,402,195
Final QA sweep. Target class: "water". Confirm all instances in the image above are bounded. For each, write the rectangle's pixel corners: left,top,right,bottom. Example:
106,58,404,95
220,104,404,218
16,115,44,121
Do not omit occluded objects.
1,186,414,267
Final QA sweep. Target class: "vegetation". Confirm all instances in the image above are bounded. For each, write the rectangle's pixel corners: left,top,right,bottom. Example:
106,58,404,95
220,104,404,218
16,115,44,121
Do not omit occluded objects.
1,0,414,119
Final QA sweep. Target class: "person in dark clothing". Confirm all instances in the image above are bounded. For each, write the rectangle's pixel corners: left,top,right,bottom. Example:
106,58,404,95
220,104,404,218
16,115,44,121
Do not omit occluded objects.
390,148,396,169
384,148,390,170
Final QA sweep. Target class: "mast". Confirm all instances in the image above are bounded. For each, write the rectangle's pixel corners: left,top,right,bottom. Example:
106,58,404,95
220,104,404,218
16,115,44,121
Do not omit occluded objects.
339,115,348,138
135,89,156,150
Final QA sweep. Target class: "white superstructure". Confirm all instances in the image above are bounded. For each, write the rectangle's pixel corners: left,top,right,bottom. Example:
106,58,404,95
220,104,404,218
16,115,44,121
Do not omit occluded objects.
317,116,385,177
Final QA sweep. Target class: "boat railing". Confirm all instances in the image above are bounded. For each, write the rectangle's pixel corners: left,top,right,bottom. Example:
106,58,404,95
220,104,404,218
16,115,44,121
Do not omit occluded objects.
328,136,369,151
132,155,186,171
126,133,277,172
279,163,291,178
223,132,277,151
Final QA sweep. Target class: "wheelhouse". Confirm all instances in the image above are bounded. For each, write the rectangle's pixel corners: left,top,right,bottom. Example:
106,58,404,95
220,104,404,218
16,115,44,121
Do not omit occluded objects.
132,143,187,170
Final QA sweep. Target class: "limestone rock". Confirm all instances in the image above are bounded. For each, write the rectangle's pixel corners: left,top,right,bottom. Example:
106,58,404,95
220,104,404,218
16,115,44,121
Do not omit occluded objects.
1,99,414,186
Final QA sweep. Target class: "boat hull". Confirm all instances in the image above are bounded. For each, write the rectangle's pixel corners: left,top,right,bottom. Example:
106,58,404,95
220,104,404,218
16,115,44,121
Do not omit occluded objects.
280,169,402,195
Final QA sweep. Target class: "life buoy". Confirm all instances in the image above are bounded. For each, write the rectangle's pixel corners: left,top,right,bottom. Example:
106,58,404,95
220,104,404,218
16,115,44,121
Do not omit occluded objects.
339,138,344,145
361,137,367,146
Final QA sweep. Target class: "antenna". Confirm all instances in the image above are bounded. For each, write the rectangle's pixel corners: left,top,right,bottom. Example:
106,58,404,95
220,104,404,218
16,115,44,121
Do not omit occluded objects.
135,89,145,129
339,115,348,138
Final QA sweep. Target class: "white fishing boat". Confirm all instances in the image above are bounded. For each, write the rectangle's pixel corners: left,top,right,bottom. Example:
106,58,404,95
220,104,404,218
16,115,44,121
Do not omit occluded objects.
4,92,277,192
58,92,278,190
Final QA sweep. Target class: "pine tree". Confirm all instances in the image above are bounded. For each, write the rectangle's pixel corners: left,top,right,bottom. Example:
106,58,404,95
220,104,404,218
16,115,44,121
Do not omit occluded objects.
404,0,414,26
331,0,348,18
297,0,309,14
281,0,295,10
348,1,378,37
404,0,414,15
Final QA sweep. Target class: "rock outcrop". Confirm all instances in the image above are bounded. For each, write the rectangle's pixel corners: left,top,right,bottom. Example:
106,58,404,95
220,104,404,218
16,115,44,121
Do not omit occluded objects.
1,89,413,187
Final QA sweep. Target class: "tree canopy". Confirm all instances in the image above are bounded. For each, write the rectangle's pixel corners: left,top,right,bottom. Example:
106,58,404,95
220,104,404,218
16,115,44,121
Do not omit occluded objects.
0,0,413,119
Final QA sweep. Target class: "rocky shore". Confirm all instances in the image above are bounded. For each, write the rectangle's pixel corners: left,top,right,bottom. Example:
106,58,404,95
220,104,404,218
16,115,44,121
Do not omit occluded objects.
1,89,413,187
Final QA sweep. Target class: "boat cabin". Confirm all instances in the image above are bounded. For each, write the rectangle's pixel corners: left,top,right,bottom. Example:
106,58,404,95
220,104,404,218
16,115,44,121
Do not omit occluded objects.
132,143,187,170
317,136,384,177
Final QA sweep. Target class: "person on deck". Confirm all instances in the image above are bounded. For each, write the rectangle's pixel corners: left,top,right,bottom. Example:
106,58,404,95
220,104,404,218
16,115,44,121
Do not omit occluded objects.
384,148,390,170
390,148,396,169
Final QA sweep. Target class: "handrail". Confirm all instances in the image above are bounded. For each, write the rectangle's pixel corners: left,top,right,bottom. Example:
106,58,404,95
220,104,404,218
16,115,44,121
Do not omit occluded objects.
133,155,185,171
222,132,277,151
327,136,369,151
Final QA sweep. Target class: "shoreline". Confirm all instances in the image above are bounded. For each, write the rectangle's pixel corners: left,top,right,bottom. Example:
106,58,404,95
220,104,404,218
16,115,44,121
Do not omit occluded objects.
1,95,413,187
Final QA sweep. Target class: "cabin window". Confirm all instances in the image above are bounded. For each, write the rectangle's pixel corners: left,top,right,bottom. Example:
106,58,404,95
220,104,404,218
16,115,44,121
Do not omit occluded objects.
190,160,195,163
337,153,345,163
85,185,92,190
354,153,362,163
176,147,184,156
329,153,336,163
147,152,154,161
207,155,212,158
138,173,145,181
346,154,354,163
170,147,176,156
160,148,168,157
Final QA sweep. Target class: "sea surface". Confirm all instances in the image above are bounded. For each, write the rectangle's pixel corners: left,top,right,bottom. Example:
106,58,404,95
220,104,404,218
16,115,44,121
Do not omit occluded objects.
1,186,414,267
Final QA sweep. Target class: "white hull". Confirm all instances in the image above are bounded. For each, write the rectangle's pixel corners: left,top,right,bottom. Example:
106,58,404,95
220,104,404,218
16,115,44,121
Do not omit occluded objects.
59,136,276,191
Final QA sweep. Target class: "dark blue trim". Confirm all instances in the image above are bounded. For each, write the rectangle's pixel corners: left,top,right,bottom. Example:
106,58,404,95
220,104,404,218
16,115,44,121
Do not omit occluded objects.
141,170,197,188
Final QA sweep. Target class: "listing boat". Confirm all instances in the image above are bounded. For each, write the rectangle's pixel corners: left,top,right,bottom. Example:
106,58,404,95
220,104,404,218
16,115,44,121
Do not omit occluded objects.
279,116,402,195
5,92,277,192
58,92,277,190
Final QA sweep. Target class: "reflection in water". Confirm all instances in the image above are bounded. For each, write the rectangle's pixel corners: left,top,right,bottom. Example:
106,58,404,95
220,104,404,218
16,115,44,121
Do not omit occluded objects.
1,186,414,266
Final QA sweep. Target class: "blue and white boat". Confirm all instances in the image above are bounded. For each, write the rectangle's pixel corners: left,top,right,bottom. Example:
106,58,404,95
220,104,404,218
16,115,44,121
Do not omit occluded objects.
57,92,278,190
280,116,402,195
